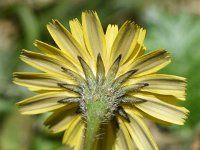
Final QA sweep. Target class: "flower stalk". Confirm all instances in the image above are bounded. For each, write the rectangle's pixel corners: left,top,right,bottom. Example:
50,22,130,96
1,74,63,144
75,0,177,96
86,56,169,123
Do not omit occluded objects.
84,100,108,150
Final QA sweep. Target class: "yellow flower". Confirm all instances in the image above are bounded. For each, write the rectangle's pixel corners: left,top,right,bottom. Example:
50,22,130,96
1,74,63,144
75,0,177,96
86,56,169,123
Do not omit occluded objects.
13,11,189,150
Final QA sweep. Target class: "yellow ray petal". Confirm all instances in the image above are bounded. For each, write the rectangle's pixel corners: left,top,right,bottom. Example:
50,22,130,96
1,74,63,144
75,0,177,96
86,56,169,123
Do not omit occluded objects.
34,40,81,72
146,94,181,105
62,115,84,149
123,106,158,150
82,11,107,62
20,50,79,80
69,18,95,72
103,123,116,150
105,24,118,56
69,18,87,50
126,74,186,100
47,20,90,65
119,49,171,77
44,103,78,133
34,40,64,57
17,91,78,115
117,116,134,150
62,115,81,144
137,45,146,57
138,28,146,46
132,106,172,125
123,28,146,65
13,72,73,91
114,126,130,150
105,24,118,71
110,21,145,65
132,93,189,125
28,87,68,94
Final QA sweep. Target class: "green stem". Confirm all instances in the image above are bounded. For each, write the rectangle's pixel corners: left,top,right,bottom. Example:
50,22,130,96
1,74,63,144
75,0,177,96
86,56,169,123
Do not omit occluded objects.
84,116,101,150
84,100,108,150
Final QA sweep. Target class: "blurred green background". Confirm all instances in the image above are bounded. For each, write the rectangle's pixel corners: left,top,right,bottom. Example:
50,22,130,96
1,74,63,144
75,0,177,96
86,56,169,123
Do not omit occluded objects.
0,0,200,150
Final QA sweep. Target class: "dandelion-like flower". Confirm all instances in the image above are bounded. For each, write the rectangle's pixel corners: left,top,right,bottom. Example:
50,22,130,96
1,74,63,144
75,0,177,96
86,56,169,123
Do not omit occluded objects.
13,11,189,150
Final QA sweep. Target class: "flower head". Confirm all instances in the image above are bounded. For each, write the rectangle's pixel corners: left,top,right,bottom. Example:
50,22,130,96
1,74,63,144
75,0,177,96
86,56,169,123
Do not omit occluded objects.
14,11,189,150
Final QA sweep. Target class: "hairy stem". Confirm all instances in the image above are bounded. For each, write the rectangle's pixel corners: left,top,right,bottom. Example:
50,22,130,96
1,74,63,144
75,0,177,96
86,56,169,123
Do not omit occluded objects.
84,100,108,150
